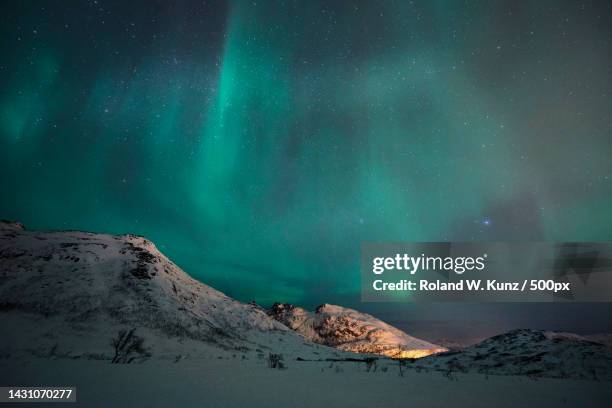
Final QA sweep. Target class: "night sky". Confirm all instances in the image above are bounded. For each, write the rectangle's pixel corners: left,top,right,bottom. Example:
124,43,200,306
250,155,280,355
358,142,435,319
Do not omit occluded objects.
1,1,612,342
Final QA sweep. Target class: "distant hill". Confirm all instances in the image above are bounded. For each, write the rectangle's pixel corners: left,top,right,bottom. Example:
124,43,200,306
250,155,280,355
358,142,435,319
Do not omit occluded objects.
413,328,612,380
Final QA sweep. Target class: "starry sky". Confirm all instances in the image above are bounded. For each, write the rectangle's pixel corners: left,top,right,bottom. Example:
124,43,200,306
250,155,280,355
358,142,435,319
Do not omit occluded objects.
1,1,612,342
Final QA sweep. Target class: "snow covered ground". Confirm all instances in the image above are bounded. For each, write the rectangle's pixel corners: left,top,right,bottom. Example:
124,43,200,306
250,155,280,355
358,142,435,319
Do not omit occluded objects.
2,357,611,408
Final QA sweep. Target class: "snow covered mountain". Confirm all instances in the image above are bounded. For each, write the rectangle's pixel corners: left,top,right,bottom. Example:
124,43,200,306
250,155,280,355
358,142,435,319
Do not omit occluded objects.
268,303,447,358
3,219,610,384
412,328,612,380
0,221,347,361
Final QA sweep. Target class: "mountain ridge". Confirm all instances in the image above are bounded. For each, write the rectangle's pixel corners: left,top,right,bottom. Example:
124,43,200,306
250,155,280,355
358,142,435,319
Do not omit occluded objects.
267,302,447,358
0,221,348,361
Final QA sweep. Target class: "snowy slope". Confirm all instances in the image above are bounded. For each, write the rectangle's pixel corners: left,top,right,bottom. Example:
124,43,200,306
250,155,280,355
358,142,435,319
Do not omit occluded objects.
268,303,447,358
584,333,612,347
412,328,612,380
0,221,347,361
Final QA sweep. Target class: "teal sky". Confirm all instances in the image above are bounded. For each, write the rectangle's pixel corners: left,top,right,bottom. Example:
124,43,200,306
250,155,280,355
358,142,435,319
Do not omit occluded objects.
1,1,612,337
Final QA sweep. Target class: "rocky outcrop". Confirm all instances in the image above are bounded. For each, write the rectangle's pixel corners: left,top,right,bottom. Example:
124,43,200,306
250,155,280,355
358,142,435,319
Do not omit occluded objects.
268,302,446,358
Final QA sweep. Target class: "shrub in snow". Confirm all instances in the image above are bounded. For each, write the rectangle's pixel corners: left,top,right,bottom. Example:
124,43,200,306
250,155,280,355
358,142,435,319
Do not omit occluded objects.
110,328,151,364
267,353,285,369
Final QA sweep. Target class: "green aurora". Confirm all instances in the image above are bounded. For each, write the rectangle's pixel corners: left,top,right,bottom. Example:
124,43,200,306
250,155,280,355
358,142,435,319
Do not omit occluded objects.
1,1,612,336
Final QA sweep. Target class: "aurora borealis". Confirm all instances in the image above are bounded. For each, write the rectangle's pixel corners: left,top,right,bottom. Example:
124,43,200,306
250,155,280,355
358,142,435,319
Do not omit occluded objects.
1,1,612,339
